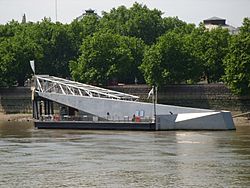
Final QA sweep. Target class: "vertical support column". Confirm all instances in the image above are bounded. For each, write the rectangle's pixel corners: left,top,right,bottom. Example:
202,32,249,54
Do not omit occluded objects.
39,101,43,118
32,89,35,119
35,100,39,119
32,100,36,119
47,100,51,115
51,101,54,115
44,100,48,115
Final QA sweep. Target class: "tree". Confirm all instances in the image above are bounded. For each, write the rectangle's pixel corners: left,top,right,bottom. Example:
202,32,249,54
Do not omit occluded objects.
0,18,77,87
0,20,21,41
162,16,190,33
0,39,16,86
223,18,250,94
69,12,100,56
188,25,230,83
30,18,75,77
140,31,201,86
99,3,165,44
0,22,42,86
70,32,145,85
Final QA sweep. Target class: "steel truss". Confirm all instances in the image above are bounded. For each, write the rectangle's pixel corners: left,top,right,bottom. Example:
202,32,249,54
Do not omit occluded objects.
34,75,139,101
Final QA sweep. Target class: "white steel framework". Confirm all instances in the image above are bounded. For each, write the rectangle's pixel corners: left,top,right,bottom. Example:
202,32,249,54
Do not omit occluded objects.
34,75,139,101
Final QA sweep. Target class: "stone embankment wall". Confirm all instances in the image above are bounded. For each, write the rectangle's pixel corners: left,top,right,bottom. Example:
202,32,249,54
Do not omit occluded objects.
109,84,250,114
0,87,32,114
0,84,250,114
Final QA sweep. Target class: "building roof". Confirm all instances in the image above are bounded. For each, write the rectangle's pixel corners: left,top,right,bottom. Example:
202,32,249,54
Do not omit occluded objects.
204,16,226,21
76,9,99,21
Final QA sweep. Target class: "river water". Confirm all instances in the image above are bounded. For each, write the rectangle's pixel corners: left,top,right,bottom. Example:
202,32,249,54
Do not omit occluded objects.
0,121,250,187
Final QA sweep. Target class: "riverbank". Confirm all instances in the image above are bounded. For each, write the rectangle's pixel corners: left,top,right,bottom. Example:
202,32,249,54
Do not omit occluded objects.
0,113,33,122
233,117,250,127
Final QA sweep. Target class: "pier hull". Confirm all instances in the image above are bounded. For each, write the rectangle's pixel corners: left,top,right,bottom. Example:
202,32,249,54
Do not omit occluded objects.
156,111,235,130
35,121,156,131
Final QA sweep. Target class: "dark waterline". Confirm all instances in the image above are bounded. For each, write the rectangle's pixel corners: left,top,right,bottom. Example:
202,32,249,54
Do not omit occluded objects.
0,121,250,187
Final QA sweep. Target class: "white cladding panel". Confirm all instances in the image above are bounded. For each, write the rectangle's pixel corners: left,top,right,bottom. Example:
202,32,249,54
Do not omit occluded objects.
38,92,212,118
37,92,235,130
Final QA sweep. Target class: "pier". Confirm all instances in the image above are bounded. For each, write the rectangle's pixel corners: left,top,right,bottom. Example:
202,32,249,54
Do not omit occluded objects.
32,75,235,130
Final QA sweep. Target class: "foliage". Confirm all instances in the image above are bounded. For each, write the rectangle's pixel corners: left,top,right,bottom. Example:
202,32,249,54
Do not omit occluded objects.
140,31,201,86
99,3,165,44
70,32,145,85
29,19,75,77
0,39,16,86
188,25,230,83
0,3,249,95
223,18,250,94
69,13,100,56
162,16,193,34
0,22,42,86
0,20,21,40
0,19,77,86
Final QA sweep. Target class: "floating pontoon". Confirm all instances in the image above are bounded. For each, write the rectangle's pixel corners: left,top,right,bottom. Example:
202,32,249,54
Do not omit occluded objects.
32,75,235,130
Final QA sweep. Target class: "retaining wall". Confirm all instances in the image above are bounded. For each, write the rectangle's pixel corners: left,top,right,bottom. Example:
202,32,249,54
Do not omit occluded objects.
109,84,250,114
0,84,250,114
0,87,32,114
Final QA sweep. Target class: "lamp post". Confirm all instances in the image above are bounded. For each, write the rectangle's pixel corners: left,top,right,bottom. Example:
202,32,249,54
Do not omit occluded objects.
153,85,157,124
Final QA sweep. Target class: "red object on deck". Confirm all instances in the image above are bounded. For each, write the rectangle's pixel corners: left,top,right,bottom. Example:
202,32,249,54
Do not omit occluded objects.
135,116,141,122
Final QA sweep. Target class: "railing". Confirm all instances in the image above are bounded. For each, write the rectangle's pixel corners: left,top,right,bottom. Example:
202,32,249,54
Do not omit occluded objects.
34,75,139,101
39,114,153,123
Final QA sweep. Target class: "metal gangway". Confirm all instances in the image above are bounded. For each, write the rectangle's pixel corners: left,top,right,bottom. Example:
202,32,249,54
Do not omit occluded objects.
34,75,139,101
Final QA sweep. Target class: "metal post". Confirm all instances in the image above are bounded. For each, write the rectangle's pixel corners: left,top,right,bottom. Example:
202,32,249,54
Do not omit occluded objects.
155,86,158,104
51,101,54,115
44,100,48,115
33,99,38,120
39,101,43,118
48,100,51,115
32,100,35,119
153,86,156,123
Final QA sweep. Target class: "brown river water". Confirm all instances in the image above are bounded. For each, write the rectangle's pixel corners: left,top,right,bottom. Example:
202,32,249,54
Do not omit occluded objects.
0,121,250,187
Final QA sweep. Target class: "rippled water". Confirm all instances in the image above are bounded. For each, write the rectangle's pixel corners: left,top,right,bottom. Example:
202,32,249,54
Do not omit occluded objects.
0,121,250,187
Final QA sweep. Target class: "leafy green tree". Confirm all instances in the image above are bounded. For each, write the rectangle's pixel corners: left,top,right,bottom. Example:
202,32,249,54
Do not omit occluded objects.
69,13,100,56
0,20,21,40
0,22,42,86
0,39,16,86
0,18,76,87
30,18,75,77
99,3,164,44
223,18,250,94
239,17,250,33
188,25,230,83
70,32,145,85
162,16,190,33
140,31,201,86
